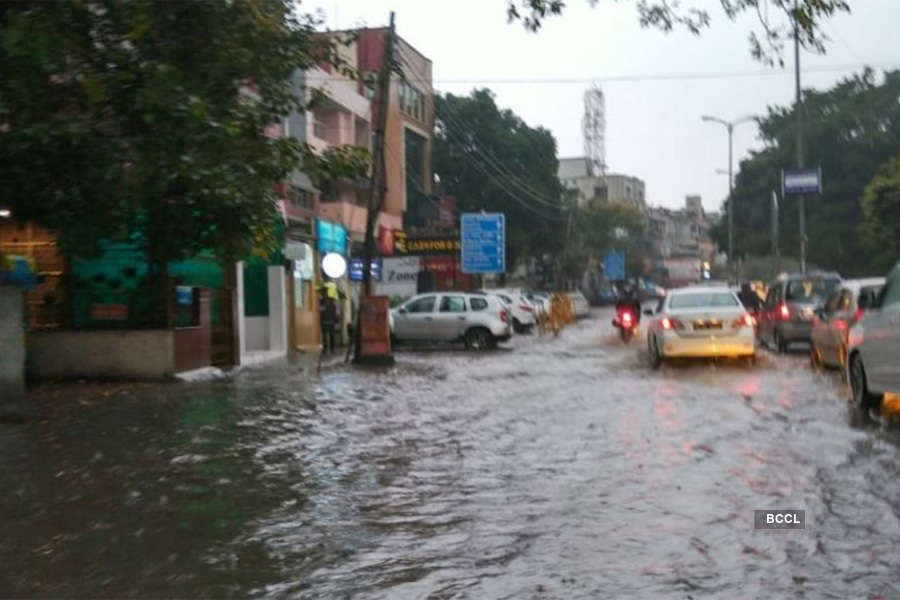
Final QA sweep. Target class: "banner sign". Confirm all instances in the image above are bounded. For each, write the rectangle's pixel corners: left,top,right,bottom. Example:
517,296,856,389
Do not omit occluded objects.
316,219,348,255
603,249,626,281
393,230,461,256
783,167,822,196
349,258,382,282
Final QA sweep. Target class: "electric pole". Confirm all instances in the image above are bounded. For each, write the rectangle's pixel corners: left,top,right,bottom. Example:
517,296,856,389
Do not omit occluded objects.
794,0,806,274
353,11,394,362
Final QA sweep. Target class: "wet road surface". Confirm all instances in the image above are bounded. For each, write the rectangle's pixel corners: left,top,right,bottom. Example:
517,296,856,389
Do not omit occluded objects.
2,309,899,598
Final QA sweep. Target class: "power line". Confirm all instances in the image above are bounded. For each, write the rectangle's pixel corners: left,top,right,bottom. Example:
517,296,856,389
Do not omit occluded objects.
395,49,580,212
397,51,567,211
299,60,900,86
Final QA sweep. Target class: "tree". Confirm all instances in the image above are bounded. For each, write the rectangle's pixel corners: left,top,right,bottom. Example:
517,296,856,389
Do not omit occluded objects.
861,155,900,272
433,89,568,270
506,0,850,65
0,0,337,267
713,69,900,277
562,202,645,282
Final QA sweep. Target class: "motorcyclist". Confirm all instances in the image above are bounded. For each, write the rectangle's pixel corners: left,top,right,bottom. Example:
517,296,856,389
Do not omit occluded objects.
615,281,642,325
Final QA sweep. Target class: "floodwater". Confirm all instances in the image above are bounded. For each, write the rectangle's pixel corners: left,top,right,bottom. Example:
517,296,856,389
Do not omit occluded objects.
2,309,899,598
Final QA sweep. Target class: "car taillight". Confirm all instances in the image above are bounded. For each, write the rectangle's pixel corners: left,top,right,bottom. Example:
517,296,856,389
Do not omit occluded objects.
777,302,790,322
499,309,507,323
732,313,755,328
659,316,685,331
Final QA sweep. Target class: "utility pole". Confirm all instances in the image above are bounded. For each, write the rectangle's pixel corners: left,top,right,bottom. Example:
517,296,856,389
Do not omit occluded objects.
794,0,806,274
771,189,780,277
353,11,394,362
702,114,754,281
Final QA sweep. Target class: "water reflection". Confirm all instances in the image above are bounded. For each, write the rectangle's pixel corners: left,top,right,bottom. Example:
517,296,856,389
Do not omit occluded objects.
2,320,899,598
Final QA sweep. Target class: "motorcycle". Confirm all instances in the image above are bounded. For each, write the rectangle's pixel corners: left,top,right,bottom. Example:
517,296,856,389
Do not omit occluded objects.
612,307,638,343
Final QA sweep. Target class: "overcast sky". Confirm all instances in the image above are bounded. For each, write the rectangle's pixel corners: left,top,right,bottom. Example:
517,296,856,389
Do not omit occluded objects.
308,0,899,213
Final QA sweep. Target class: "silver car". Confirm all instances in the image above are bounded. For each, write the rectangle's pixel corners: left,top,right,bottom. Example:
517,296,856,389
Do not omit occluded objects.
848,263,900,410
390,292,512,350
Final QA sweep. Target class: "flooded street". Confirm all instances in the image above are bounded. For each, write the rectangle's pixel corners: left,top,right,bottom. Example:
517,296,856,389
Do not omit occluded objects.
3,309,899,599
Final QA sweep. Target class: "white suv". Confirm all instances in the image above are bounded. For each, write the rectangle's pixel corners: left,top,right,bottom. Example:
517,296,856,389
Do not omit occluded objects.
390,292,512,350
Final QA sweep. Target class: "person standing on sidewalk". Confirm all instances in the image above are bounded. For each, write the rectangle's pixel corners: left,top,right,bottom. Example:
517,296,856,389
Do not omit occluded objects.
319,284,337,355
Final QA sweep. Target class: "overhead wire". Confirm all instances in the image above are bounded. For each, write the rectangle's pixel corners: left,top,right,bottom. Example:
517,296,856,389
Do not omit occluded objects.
299,60,900,85
396,49,566,212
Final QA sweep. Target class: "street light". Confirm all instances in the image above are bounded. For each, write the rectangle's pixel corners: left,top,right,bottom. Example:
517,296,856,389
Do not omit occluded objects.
702,114,755,278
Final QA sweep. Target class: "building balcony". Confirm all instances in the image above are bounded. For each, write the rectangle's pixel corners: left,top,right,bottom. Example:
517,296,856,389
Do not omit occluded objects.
316,195,402,240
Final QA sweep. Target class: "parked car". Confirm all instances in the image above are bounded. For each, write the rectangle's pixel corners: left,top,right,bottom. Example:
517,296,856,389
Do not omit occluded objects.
524,289,551,315
848,263,900,410
569,290,591,318
759,271,842,352
482,289,536,333
389,292,512,350
810,277,885,370
646,285,756,368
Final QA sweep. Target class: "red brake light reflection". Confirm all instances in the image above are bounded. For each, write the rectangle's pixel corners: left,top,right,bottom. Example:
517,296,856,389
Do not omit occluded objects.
777,302,790,321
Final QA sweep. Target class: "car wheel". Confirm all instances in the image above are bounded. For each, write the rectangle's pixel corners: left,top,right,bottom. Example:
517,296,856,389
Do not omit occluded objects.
850,354,882,411
775,330,787,354
465,328,491,351
512,318,525,334
647,334,662,369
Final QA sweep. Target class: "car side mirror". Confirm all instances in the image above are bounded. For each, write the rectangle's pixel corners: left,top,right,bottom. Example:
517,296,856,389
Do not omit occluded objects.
397,307,407,314
643,308,654,316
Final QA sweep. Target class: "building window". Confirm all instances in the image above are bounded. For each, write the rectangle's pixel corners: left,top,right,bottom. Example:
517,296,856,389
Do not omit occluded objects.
290,187,310,209
398,80,425,122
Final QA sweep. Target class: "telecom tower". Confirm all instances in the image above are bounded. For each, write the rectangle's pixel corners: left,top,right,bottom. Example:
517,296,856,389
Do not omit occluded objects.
582,84,606,177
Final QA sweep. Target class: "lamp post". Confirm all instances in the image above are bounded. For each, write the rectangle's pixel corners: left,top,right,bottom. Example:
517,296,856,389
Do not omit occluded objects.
702,115,755,280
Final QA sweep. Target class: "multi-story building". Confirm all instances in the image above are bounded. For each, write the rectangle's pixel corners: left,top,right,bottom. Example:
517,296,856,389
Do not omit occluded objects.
355,28,434,231
558,157,645,210
645,195,719,286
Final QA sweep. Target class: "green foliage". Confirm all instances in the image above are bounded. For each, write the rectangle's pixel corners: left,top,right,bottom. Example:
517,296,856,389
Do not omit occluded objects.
861,155,900,272
0,0,331,264
564,202,646,278
302,145,372,201
507,0,850,66
719,69,900,277
433,89,567,268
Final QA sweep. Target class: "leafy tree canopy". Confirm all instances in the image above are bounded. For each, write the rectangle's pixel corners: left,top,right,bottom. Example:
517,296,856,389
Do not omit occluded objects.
861,155,900,272
433,89,568,268
507,0,850,65
713,69,900,277
0,0,338,264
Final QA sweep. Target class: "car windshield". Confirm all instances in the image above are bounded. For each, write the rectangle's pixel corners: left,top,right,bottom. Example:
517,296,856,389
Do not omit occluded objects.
669,292,739,309
785,278,840,302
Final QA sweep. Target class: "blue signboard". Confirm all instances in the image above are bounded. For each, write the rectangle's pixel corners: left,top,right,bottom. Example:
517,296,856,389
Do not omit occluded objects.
461,212,506,274
603,249,626,281
782,167,822,196
349,258,382,282
316,219,348,255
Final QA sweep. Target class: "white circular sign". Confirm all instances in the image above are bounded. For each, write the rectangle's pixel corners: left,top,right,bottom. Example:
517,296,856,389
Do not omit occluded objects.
321,252,347,279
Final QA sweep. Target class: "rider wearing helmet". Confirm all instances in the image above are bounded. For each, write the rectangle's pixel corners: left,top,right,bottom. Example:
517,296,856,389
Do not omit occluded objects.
615,280,642,325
